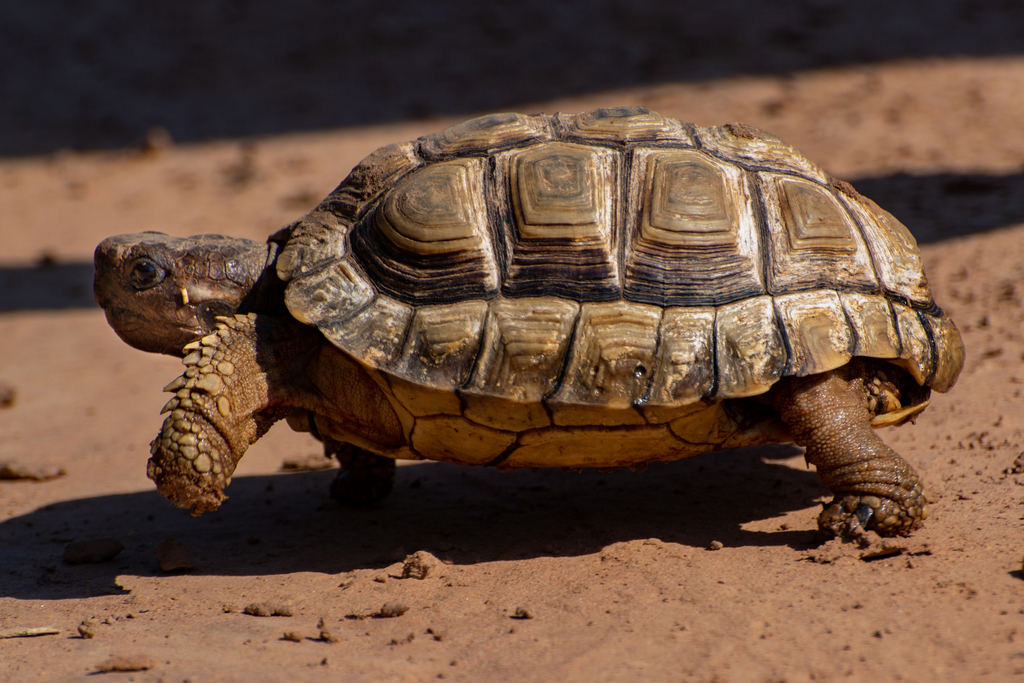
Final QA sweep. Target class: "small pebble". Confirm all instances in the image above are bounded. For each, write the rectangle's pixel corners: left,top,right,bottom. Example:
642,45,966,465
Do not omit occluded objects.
708,540,724,551
511,607,534,620
379,602,409,618
427,625,448,641
63,539,124,564
282,632,303,642
94,655,156,672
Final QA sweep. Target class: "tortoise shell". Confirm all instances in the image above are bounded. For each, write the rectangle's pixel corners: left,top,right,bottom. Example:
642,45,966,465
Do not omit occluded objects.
272,107,963,469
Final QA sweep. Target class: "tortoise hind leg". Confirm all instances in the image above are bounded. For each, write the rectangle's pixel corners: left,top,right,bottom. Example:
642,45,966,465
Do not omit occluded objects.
772,368,928,537
324,439,396,507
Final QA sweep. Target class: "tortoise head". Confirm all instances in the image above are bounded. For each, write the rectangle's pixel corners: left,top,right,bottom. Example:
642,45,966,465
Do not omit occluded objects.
94,232,272,356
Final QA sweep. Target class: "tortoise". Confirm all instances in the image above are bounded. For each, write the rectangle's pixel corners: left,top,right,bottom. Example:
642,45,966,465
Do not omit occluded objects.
94,107,964,537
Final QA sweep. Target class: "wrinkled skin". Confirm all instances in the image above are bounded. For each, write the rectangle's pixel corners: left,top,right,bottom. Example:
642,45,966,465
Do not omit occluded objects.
94,232,273,356
94,230,394,506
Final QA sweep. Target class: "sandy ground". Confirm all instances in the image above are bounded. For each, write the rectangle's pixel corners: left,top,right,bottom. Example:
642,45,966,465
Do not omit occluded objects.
2,57,1024,681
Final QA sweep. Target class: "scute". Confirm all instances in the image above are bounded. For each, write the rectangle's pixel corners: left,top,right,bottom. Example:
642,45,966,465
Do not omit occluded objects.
418,112,553,159
558,106,687,143
644,307,716,416
696,123,830,183
890,303,934,386
713,296,786,399
759,174,878,294
387,300,489,416
840,292,901,360
501,142,620,299
775,291,853,377
547,301,662,425
353,158,499,302
461,298,579,432
624,148,764,306
924,312,965,392
839,193,931,305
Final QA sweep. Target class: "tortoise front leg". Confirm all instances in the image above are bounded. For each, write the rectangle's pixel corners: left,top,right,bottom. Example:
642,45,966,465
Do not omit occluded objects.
149,313,317,514
772,370,929,537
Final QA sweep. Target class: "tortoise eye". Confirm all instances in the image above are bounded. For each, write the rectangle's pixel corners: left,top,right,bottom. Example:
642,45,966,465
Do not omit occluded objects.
128,258,166,290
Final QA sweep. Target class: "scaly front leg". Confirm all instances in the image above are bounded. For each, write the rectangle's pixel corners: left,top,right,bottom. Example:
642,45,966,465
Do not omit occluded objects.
148,313,316,514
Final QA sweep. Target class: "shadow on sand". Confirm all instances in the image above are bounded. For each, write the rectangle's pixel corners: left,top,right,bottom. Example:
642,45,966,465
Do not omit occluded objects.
0,444,826,599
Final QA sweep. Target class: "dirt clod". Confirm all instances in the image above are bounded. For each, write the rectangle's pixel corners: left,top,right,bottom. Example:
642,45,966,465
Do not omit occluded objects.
401,550,441,580
63,538,124,564
94,655,156,672
244,602,294,617
379,602,409,618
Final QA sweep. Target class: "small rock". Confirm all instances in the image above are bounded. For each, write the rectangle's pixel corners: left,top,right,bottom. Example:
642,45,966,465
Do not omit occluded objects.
708,540,724,551
0,461,65,481
63,539,124,564
94,655,156,672
243,602,293,617
427,625,448,641
282,631,303,642
379,602,409,618
77,618,97,639
390,632,415,645
401,551,441,580
153,539,196,572
511,607,534,620
0,384,15,408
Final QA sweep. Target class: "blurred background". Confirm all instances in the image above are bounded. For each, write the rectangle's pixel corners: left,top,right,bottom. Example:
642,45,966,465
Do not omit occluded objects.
3,0,1024,155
